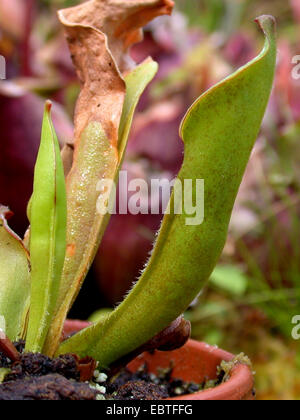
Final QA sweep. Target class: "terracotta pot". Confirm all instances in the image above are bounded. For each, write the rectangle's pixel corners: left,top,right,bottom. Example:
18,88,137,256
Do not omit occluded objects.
63,320,255,401
128,340,255,400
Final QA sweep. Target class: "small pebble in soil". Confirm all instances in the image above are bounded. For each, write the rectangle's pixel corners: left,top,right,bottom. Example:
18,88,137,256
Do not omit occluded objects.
93,370,108,383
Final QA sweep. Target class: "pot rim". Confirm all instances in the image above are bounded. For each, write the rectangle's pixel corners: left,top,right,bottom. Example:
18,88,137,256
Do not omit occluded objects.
167,340,254,400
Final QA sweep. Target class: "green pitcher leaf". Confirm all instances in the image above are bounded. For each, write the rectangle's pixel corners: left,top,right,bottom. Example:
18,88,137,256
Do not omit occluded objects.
58,16,276,366
25,101,67,353
0,207,30,342
44,59,158,356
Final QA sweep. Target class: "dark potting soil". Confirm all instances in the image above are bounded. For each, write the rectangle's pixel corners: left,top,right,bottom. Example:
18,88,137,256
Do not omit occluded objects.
0,343,224,400
0,374,98,401
106,364,214,400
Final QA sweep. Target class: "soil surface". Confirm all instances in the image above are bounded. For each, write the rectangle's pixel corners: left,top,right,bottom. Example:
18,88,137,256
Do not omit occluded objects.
105,364,212,400
0,374,98,400
0,343,224,400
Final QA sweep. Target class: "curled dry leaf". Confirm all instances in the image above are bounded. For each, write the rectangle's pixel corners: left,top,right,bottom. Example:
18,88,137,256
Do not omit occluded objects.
44,0,174,357
73,355,97,383
0,331,20,363
153,316,191,352
109,317,191,373
58,0,174,73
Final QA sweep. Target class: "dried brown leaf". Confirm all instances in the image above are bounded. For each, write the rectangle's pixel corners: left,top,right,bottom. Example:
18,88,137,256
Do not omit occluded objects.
59,0,174,73
0,331,20,363
73,355,97,382
109,317,191,373
58,0,174,151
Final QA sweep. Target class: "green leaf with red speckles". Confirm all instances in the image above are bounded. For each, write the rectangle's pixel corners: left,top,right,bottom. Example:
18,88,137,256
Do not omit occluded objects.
25,101,67,353
58,16,277,367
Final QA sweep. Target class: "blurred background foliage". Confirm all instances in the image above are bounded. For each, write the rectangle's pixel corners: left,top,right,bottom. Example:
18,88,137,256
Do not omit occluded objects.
0,0,299,399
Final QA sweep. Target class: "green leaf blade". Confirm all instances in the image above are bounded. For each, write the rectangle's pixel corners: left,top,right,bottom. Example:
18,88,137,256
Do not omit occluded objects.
0,207,31,342
119,58,158,160
58,16,276,366
25,101,67,353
